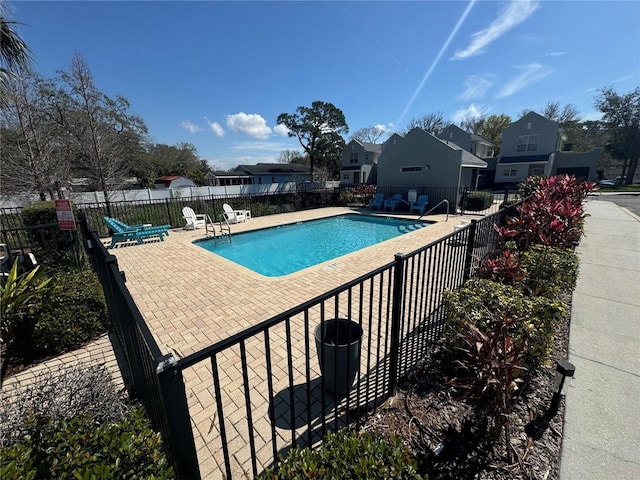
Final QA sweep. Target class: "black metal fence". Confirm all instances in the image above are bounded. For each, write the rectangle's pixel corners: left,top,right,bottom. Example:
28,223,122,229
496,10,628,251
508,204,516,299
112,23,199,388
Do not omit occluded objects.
2,185,519,238
78,204,506,479
0,223,84,271
77,211,201,478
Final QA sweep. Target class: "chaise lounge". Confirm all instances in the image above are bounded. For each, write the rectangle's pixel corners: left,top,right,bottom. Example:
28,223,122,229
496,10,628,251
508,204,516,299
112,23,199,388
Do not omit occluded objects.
104,217,171,249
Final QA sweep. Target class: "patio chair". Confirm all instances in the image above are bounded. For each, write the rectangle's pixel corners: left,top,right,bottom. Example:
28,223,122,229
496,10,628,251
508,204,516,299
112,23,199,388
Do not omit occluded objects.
384,194,410,212
103,216,171,249
222,203,247,224
410,195,430,215
182,206,213,230
368,193,385,210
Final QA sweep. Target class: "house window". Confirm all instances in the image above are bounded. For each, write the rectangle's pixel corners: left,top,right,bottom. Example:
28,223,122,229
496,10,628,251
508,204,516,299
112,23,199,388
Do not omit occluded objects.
271,177,275,183
350,152,358,164
531,167,544,176
258,177,262,184
401,166,422,172
517,134,539,152
342,173,350,180
503,169,517,177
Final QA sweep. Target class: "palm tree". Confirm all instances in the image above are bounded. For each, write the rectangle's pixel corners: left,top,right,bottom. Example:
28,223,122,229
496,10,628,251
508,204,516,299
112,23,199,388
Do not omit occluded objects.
1,1,31,102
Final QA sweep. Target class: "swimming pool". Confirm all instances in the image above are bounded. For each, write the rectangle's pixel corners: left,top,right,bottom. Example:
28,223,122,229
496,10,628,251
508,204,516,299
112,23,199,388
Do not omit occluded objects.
195,213,431,277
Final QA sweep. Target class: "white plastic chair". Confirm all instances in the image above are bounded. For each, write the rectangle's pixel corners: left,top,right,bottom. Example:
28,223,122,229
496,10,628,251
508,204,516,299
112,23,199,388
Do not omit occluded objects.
222,203,247,224
182,206,212,230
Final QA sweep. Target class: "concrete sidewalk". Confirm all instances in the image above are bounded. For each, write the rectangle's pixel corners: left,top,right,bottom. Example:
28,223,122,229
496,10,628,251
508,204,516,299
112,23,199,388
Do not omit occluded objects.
560,199,640,479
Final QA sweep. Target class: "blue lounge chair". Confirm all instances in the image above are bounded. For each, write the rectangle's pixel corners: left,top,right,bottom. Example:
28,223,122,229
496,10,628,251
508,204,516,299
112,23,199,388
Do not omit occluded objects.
384,194,410,212
104,217,171,249
410,195,430,215
368,193,385,210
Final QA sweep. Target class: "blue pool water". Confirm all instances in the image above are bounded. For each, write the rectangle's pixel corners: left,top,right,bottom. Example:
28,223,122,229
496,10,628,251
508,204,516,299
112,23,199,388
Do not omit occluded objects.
195,214,431,277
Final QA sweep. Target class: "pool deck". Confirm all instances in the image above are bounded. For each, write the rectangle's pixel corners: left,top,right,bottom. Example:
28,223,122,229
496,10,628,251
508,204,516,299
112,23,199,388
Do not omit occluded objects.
2,206,483,479
109,207,468,360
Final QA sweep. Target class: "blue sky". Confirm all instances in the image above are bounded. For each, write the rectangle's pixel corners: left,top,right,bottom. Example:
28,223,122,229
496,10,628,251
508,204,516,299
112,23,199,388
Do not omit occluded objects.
10,0,640,171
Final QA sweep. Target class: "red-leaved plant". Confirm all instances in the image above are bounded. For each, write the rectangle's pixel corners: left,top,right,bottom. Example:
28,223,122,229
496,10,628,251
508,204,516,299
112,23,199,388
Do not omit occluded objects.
476,250,525,286
448,315,529,463
496,174,596,250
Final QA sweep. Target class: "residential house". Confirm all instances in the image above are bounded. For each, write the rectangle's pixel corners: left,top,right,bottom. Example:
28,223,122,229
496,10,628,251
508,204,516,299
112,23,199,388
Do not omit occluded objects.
206,163,310,186
153,176,197,189
377,128,487,209
495,111,601,184
438,124,496,187
339,140,382,186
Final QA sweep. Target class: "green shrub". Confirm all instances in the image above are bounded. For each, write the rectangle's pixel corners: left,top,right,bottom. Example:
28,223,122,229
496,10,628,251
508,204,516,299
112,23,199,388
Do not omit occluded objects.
338,190,356,205
0,407,173,480
259,429,426,479
460,191,494,211
21,201,60,226
520,245,579,298
29,269,110,355
444,279,566,374
21,201,83,271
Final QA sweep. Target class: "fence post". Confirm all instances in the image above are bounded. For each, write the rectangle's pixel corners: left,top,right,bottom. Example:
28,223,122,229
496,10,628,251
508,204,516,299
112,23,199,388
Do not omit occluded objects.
165,198,173,226
388,253,405,397
462,219,478,282
503,186,510,206
156,358,202,480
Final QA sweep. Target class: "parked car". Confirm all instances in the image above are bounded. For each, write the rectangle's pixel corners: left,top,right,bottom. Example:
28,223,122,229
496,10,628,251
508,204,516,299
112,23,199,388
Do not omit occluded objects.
598,179,616,187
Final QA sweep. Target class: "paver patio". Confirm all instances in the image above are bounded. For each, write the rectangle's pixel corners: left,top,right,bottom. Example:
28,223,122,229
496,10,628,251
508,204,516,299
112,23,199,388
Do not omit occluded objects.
3,206,483,479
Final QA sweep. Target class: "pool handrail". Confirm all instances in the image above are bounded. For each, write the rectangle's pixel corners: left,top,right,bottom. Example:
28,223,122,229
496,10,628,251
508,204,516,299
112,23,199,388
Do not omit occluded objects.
418,199,449,221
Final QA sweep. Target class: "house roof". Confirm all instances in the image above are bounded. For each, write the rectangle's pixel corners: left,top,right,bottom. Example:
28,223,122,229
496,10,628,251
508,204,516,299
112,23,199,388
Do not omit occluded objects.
348,139,383,154
471,133,495,146
438,138,488,168
235,163,310,175
156,175,181,182
499,154,551,164
340,166,362,171
361,142,382,154
460,150,488,168
154,175,193,187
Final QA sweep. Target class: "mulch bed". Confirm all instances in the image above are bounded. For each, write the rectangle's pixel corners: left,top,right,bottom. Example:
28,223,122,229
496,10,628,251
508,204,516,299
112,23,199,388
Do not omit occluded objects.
359,298,571,480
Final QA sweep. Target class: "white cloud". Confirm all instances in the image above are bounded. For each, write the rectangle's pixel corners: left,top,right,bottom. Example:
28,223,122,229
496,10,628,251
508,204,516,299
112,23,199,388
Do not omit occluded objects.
231,141,295,153
458,75,494,100
542,51,566,57
452,0,539,60
226,112,272,139
495,63,552,99
452,103,490,123
205,117,225,137
273,123,290,136
181,120,202,133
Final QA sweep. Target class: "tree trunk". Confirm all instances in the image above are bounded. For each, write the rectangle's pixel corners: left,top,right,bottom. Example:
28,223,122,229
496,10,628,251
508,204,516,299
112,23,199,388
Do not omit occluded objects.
625,157,638,185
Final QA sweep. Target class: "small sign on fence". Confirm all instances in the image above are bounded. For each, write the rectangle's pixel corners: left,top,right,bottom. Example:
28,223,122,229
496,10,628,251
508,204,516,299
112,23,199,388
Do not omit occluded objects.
55,199,76,231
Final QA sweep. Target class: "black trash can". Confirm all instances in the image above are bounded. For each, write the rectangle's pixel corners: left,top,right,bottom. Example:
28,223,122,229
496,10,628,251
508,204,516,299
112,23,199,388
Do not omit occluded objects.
314,319,363,397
